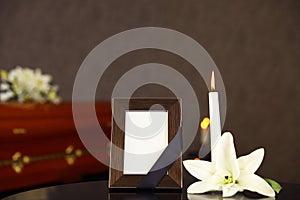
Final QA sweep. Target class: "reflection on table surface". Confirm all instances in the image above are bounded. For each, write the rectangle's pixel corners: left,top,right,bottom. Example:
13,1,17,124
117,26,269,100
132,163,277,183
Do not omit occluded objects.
108,193,275,200
3,188,275,200
188,193,274,200
2,180,299,200
2,187,55,200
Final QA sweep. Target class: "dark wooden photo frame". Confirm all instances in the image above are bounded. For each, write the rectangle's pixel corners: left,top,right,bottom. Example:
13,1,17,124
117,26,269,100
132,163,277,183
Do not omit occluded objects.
109,98,182,189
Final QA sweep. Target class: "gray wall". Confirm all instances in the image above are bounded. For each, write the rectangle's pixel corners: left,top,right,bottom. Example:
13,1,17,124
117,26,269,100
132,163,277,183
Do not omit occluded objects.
0,0,300,183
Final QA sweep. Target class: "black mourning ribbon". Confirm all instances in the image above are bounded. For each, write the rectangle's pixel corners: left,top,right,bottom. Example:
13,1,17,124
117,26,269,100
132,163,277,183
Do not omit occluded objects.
137,127,182,189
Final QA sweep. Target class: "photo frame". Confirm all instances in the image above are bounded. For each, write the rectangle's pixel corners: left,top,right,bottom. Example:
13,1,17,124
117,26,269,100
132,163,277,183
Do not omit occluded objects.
109,98,182,190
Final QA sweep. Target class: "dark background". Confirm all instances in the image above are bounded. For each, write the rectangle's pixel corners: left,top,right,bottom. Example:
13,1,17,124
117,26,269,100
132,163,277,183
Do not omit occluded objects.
0,0,299,183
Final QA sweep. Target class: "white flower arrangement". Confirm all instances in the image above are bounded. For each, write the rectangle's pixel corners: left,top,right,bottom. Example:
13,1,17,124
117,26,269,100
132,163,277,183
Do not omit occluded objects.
0,66,61,103
184,132,282,198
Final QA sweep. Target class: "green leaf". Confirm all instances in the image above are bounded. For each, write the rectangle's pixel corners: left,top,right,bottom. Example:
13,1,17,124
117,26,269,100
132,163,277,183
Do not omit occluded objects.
264,178,282,194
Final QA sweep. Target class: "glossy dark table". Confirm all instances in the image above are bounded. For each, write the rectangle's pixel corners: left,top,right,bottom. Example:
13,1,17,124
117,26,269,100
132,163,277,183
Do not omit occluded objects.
2,180,300,200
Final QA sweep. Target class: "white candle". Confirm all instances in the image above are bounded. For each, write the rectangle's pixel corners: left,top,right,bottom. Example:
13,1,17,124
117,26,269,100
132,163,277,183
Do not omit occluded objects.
208,71,221,162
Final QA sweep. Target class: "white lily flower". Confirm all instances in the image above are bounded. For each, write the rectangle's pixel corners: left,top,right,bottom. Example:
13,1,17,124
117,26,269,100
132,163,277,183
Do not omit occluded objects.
0,82,10,91
5,66,60,103
183,132,275,198
0,90,14,102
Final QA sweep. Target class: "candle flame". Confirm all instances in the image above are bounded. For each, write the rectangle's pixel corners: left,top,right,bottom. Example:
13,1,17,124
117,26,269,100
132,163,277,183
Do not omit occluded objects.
211,71,215,91
200,117,210,130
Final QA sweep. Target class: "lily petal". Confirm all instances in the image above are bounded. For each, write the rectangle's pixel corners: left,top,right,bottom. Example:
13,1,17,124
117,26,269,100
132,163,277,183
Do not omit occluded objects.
187,175,220,194
215,132,240,180
238,148,264,174
183,160,215,180
238,173,275,197
222,184,240,197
